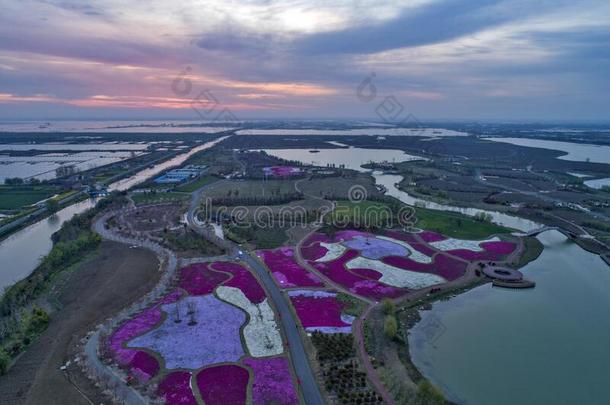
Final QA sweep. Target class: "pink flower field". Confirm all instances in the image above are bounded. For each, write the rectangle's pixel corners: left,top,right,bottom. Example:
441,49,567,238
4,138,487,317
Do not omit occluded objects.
382,253,467,281
211,261,267,303
179,263,231,295
299,229,522,299
158,371,197,405
243,357,299,405
263,165,303,177
288,290,354,333
196,365,249,404
106,260,296,404
258,247,324,288
311,249,407,300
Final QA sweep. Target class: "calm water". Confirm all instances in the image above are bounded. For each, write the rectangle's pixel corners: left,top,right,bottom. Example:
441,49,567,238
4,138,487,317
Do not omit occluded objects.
260,147,540,232
584,177,610,190
409,231,610,405
0,137,226,293
487,137,610,164
260,146,423,171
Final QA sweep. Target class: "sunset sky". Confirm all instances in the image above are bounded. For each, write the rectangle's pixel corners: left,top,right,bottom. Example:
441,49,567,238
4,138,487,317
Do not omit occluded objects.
1,0,609,121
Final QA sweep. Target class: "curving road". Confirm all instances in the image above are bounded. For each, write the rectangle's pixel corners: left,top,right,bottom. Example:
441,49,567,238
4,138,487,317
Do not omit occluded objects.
186,189,324,405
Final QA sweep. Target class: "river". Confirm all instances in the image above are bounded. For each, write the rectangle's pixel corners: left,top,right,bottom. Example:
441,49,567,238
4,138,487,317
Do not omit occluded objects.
260,146,541,232
408,230,610,405
0,136,227,293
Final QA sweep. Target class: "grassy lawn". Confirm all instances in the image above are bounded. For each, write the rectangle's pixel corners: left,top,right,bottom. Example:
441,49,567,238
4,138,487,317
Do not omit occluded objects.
225,223,289,249
413,206,513,239
174,176,219,193
205,179,297,199
0,186,60,210
325,200,394,228
131,191,190,205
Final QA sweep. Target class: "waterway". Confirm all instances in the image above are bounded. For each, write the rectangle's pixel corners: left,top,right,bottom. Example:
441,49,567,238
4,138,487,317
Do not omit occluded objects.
408,231,610,405
260,147,541,232
0,136,226,293
486,137,610,165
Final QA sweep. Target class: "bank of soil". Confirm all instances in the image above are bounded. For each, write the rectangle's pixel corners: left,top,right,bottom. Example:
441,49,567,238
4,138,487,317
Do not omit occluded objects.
0,241,160,405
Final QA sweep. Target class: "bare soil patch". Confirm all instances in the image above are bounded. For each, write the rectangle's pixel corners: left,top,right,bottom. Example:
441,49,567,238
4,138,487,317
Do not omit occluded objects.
0,241,160,405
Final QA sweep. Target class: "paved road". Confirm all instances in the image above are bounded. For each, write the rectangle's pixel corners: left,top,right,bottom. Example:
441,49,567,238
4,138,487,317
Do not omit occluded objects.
187,191,324,405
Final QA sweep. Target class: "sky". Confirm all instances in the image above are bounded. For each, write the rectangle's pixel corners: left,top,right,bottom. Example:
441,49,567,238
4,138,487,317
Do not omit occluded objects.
0,0,609,122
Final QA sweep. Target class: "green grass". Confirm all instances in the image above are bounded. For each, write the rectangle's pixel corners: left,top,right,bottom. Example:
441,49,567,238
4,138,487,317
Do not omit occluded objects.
0,186,60,210
174,176,218,193
325,200,393,228
131,191,190,205
413,206,512,239
225,223,289,249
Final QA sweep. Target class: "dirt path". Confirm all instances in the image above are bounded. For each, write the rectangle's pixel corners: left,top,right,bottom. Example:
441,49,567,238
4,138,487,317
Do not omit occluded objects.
0,241,160,405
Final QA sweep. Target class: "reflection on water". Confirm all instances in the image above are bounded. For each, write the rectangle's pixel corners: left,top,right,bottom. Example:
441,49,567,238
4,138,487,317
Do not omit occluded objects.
409,231,610,405
0,137,226,293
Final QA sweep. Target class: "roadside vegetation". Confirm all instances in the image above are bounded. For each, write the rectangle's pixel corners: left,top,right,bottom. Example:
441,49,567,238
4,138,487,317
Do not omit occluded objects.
0,192,128,374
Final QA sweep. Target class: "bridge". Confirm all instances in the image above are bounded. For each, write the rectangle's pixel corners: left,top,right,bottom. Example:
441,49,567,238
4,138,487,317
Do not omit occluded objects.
523,226,580,239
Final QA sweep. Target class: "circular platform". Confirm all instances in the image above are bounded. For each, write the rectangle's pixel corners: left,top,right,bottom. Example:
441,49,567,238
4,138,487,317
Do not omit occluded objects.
483,266,523,281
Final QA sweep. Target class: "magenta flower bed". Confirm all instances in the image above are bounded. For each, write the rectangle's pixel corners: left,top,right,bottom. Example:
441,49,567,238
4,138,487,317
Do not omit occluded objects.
288,290,352,332
300,243,328,261
243,357,299,405
383,254,466,281
108,290,183,365
418,230,447,242
446,241,516,261
481,241,517,255
258,248,323,288
179,263,231,295
408,242,437,257
311,250,406,300
382,256,432,273
263,166,303,177
158,371,197,405
433,254,468,280
197,365,249,405
129,351,159,382
211,261,267,303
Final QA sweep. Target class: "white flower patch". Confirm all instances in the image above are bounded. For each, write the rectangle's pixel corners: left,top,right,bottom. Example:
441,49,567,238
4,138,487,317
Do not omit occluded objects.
376,235,433,264
216,286,283,357
316,242,347,262
346,256,446,289
429,236,500,252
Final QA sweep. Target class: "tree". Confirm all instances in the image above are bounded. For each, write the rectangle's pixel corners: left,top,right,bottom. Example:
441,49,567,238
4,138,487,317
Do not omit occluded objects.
381,298,395,315
4,177,23,185
384,315,397,339
46,199,60,213
0,349,9,375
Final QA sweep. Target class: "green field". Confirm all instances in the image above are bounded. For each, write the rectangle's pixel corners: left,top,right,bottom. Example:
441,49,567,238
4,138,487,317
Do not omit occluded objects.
413,207,512,239
174,176,219,193
325,200,394,228
0,186,60,210
131,191,190,205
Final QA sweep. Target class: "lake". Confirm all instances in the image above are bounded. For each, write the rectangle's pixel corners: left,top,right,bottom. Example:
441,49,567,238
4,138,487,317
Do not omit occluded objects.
409,231,610,405
486,137,610,165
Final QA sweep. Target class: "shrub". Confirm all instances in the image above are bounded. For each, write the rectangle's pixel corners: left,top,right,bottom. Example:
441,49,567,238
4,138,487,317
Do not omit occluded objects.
381,298,395,315
384,315,397,339
0,348,10,375
417,380,447,404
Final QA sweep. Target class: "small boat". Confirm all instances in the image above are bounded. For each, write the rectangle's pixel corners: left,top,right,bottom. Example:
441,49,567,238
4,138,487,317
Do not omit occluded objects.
309,149,320,153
